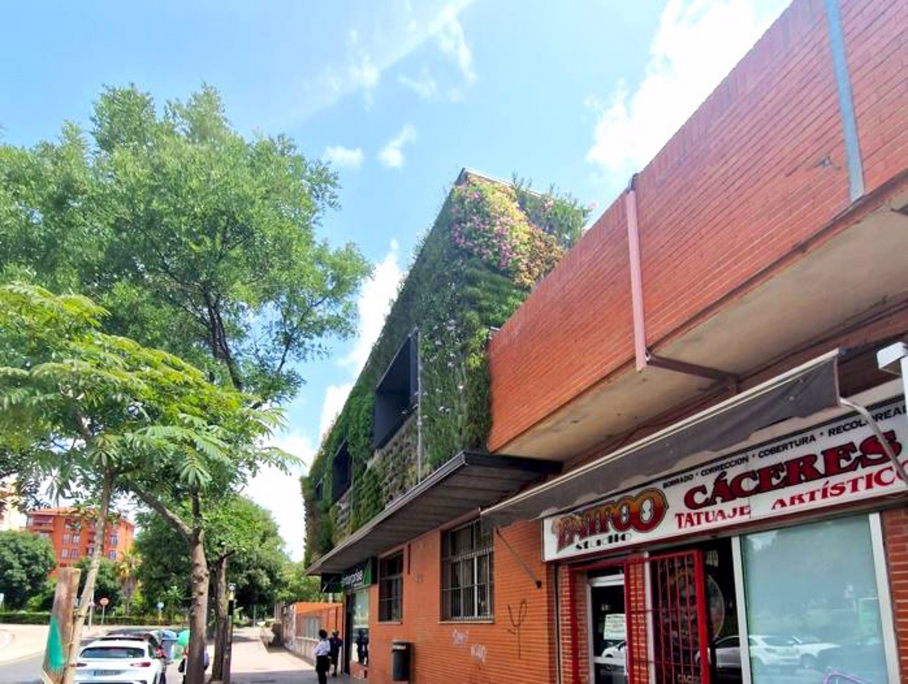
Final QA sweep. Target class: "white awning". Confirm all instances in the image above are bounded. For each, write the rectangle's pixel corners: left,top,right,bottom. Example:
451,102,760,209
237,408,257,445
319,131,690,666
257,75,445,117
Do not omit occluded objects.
482,349,844,527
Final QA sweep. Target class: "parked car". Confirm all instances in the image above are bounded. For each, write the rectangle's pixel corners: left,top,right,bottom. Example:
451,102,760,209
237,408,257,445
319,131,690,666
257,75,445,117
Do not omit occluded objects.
748,635,799,670
786,634,839,669
75,639,165,684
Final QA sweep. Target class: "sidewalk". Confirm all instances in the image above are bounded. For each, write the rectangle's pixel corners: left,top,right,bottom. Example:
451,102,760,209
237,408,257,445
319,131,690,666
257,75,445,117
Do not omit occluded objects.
229,628,352,684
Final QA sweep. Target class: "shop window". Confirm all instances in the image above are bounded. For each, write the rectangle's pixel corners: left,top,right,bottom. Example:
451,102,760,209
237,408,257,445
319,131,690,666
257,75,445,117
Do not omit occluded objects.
331,441,352,504
373,334,418,449
379,552,403,622
352,589,370,665
442,519,494,620
742,515,889,683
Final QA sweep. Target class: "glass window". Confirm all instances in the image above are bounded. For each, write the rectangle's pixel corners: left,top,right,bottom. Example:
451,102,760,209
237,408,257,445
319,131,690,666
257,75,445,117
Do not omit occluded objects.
352,590,369,665
442,520,494,620
63,533,71,544
72,533,80,544
110,534,118,545
379,553,403,622
61,548,69,559
742,516,889,683
108,550,117,560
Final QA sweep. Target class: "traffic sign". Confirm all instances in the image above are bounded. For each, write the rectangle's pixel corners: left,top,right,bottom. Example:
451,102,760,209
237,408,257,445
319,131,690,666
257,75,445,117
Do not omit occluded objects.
99,597,109,607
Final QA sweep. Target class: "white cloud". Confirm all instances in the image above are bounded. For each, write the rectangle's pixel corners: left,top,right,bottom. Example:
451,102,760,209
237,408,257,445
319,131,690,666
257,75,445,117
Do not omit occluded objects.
319,382,354,439
316,240,405,441
245,430,316,562
585,0,788,180
378,125,418,169
288,0,475,122
343,239,405,370
398,72,439,100
436,8,475,83
323,145,365,169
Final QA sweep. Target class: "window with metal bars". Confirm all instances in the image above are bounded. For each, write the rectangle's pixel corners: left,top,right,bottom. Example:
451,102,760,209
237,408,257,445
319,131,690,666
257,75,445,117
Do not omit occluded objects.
441,520,494,620
378,552,403,622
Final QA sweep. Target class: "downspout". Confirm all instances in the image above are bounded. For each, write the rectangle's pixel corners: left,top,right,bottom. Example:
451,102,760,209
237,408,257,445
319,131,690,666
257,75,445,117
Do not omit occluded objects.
625,174,648,371
416,329,423,483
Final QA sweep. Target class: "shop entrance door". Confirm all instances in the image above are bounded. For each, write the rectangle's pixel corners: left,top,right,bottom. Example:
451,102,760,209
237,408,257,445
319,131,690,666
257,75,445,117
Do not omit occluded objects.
343,597,353,674
625,550,711,684
589,573,628,684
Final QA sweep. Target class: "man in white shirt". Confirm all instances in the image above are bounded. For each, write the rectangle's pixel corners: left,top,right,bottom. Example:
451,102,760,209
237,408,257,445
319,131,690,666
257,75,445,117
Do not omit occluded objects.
314,629,331,684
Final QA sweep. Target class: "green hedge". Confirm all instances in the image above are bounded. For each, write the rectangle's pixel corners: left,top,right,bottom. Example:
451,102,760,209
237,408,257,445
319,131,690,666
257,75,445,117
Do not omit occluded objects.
0,611,177,626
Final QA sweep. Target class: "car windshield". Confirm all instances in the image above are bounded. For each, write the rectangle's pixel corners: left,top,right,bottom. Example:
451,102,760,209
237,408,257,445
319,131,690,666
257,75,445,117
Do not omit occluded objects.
81,646,146,659
762,636,789,647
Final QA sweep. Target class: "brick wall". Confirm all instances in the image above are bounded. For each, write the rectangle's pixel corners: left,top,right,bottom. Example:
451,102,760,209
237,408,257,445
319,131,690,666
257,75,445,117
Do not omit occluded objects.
881,506,908,681
364,519,556,684
488,0,908,453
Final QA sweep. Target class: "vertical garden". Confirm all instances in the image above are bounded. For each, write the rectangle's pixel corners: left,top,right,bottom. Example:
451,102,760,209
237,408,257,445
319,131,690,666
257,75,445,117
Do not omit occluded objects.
302,171,589,564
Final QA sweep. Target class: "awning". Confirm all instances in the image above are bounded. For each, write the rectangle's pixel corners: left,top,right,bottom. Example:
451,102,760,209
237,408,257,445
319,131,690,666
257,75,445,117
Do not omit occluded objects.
306,451,560,576
482,349,843,528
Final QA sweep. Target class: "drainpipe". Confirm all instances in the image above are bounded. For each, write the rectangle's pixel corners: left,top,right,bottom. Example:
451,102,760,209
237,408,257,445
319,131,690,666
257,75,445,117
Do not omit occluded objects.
416,329,423,483
625,174,647,371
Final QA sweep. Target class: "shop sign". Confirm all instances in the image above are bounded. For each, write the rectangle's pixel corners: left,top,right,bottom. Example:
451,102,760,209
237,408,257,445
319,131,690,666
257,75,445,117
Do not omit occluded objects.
340,558,375,591
543,398,907,562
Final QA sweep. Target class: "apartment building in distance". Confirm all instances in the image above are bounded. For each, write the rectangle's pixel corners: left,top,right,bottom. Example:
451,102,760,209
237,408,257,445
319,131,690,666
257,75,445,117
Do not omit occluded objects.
26,507,135,572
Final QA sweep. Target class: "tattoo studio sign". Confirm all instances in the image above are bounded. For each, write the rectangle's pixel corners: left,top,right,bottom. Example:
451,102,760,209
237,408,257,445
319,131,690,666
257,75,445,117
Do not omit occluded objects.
543,398,907,562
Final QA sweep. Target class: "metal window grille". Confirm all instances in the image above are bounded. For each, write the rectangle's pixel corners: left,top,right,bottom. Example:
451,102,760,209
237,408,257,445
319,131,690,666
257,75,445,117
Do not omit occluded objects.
441,520,494,620
379,553,404,622
625,550,710,684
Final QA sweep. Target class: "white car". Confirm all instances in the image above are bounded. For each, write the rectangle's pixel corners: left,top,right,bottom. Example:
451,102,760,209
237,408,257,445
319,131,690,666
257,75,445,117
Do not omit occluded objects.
75,639,165,684
748,634,799,670
786,634,839,669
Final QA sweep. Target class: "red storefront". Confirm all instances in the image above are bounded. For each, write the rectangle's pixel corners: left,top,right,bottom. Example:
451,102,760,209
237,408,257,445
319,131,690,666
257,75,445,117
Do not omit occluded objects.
485,351,908,684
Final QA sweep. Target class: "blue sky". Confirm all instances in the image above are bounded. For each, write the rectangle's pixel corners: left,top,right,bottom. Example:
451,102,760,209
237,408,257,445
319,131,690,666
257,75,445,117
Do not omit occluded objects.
1,0,790,559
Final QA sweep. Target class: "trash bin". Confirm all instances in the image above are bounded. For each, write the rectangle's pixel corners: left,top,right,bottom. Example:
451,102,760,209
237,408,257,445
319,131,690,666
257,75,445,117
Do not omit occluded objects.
391,641,411,681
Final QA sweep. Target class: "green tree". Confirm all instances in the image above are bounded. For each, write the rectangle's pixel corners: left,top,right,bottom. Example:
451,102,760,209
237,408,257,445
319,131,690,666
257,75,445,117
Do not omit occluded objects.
279,562,325,604
0,84,371,403
134,496,288,676
113,548,140,615
75,557,121,611
0,530,56,609
0,284,286,684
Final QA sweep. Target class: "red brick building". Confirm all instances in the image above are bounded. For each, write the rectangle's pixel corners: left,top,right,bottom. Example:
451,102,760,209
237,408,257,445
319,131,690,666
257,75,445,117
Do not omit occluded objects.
26,507,135,574
303,0,908,682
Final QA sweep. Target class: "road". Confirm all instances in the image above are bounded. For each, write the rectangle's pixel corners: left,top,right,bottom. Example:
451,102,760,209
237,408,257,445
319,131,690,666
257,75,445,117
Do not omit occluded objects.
0,632,183,684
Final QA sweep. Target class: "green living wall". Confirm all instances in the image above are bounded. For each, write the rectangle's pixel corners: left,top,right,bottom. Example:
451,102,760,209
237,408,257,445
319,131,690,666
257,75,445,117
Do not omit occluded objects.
301,173,588,564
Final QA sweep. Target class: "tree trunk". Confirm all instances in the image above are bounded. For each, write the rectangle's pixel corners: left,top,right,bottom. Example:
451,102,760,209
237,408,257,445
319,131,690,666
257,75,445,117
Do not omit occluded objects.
186,529,210,684
211,557,229,681
62,468,113,684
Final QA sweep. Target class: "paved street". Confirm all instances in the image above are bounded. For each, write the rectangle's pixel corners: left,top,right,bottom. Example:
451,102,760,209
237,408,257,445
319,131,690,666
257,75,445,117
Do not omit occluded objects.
0,625,327,684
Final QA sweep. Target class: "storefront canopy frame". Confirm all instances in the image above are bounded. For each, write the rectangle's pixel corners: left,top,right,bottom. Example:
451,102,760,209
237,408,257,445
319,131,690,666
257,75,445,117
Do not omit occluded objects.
482,349,845,528
306,451,560,576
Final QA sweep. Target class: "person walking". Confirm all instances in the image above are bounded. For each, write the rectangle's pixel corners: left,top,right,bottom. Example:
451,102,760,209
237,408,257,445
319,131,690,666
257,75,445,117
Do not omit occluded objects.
314,629,331,684
328,629,343,677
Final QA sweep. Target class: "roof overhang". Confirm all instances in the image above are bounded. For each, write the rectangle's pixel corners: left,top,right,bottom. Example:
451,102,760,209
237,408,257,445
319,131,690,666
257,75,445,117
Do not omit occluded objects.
306,451,560,576
496,184,908,460
483,350,843,527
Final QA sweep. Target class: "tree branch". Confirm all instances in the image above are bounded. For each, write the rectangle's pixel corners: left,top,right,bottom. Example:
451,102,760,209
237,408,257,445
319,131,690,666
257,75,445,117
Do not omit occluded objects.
130,484,192,541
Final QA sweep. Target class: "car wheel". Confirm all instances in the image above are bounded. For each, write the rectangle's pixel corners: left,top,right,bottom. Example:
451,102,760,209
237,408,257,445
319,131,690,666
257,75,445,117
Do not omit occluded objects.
800,654,817,670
